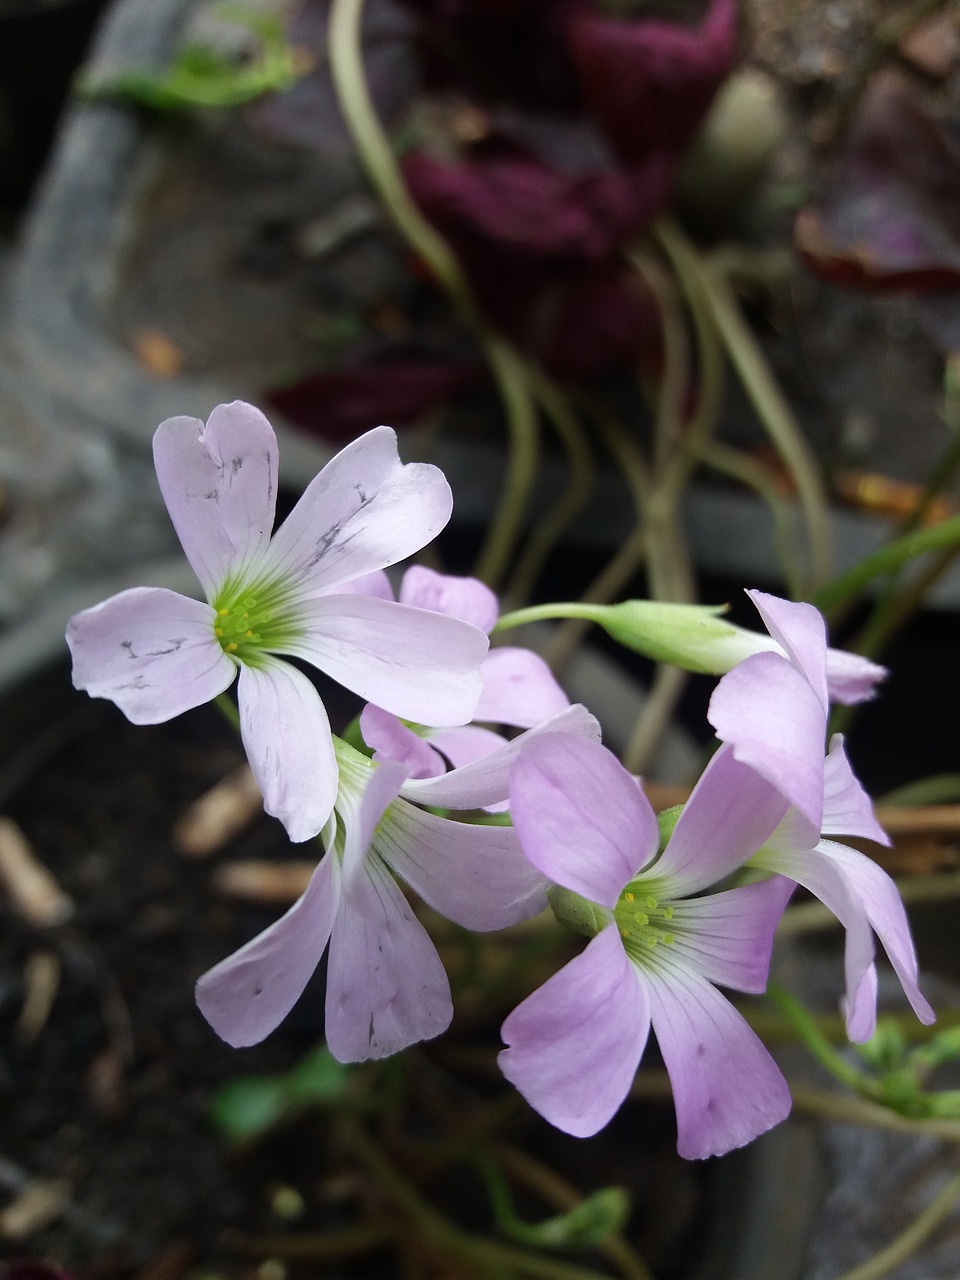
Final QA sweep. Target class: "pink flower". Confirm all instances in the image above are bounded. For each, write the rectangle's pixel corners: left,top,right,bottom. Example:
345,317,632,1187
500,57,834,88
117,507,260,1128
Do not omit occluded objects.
499,734,793,1158
66,402,488,843
196,707,600,1057
360,566,568,794
709,590,934,1040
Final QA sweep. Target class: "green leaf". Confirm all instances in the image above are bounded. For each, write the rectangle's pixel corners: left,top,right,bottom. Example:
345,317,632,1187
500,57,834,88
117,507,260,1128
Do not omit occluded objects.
210,1046,352,1141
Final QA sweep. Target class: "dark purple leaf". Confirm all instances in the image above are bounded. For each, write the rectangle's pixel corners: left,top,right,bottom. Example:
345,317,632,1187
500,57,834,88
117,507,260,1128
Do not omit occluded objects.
266,356,483,441
565,0,739,164
795,73,960,293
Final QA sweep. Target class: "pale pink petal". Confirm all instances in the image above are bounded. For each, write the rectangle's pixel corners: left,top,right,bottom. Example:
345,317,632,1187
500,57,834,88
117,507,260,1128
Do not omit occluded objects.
282,594,487,727
399,565,499,632
427,724,509,771
263,426,453,593
427,724,513,812
336,756,410,889
237,658,338,842
655,745,788,894
666,877,795,993
324,569,393,599
509,736,658,907
499,926,651,1138
475,647,570,728
746,589,828,712
647,963,791,1159
194,854,340,1048
67,587,236,724
376,800,548,929
153,403,279,599
360,704,447,778
400,705,602,812
822,735,890,845
753,836,882,1041
325,853,451,1061
709,651,826,829
824,648,888,705
810,840,935,1036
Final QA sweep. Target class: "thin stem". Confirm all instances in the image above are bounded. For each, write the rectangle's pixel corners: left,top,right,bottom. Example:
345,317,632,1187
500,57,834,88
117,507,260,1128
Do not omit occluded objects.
766,983,877,1097
504,366,597,607
833,1170,960,1280
654,217,832,591
215,691,241,733
813,513,960,615
544,408,654,671
695,440,802,597
327,0,540,588
343,1122,620,1280
622,662,688,775
492,1143,654,1280
630,249,690,472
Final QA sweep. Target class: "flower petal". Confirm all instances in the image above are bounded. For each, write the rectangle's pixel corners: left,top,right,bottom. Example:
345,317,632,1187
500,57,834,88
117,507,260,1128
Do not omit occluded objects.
282,594,487,727
746,590,828,713
324,569,393,599
400,704,602,812
475,646,570,728
822,735,890,845
646,963,791,1159
325,853,451,1061
509,735,658,907
399,565,499,633
195,853,340,1048
237,658,338,842
428,724,509,771
824,648,887,705
263,425,453,593
752,836,886,1041
655,745,789,894
427,724,513,812
708,651,826,829
813,840,934,1036
499,925,651,1138
359,705,447,778
66,587,236,724
153,402,279,600
376,800,548,930
666,877,795,994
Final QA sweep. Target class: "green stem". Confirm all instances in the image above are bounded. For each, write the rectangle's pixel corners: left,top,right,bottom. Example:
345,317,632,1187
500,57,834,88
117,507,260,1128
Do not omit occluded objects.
813,513,960,615
695,440,802,597
833,1170,960,1280
343,1122,621,1280
497,601,609,631
654,217,832,591
326,0,540,588
504,366,597,607
215,691,241,733
766,983,878,1098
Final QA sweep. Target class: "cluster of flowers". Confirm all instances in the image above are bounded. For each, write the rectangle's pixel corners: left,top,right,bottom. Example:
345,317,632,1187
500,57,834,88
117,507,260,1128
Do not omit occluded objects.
67,403,934,1160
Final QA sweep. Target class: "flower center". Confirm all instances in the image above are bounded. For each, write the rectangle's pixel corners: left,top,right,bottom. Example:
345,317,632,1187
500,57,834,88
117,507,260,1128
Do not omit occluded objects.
212,579,301,664
614,888,676,964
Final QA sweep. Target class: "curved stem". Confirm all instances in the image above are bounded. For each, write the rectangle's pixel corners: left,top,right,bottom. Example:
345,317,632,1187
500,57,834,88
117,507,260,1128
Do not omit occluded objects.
327,0,539,588
814,514,960,614
654,217,832,592
834,1170,960,1280
343,1121,621,1280
505,366,597,607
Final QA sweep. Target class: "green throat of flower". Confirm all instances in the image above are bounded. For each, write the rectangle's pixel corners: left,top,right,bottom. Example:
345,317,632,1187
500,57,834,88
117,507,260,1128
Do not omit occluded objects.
614,888,676,965
212,581,301,665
